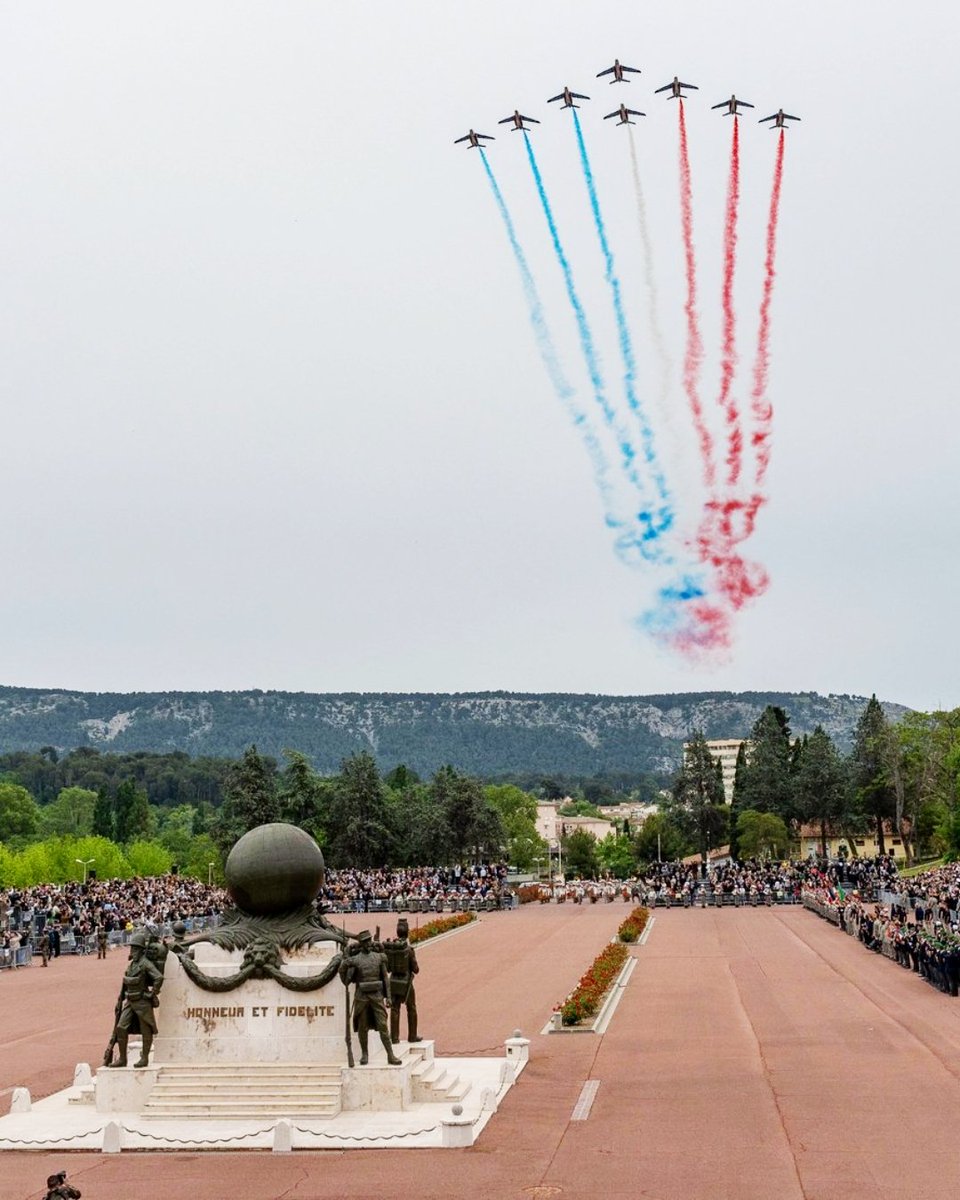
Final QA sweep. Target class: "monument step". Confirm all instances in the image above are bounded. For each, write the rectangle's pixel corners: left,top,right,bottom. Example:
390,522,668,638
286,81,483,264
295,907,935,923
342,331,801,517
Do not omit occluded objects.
142,1101,341,1119
67,1086,95,1106
150,1084,342,1099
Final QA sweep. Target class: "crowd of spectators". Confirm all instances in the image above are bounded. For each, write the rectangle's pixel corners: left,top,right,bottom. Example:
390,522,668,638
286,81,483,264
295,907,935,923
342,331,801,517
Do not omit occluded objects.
0,876,227,967
804,861,960,999
320,864,511,913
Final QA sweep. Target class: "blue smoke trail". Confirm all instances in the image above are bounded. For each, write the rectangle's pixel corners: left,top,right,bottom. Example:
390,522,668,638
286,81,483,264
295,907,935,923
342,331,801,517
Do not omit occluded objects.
478,150,619,528
571,110,674,555
522,132,659,565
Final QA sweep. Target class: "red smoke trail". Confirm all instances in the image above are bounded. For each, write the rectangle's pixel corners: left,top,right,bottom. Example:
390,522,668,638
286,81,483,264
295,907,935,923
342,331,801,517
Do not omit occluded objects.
749,128,785,490
678,101,714,488
719,117,742,488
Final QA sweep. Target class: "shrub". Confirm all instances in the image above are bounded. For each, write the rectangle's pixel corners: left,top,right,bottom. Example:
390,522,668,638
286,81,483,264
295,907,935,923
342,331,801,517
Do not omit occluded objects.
618,906,650,943
557,941,629,1026
409,912,476,944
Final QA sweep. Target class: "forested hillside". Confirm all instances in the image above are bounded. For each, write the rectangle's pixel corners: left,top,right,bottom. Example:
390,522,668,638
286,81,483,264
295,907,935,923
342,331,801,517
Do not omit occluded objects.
0,688,907,779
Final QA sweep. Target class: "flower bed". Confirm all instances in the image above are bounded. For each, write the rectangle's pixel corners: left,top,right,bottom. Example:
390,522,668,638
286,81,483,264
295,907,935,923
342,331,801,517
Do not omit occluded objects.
556,941,629,1026
617,906,650,943
409,911,476,944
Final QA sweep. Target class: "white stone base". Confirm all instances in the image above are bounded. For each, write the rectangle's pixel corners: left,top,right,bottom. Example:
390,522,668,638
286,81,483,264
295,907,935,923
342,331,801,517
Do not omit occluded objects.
0,1052,525,1151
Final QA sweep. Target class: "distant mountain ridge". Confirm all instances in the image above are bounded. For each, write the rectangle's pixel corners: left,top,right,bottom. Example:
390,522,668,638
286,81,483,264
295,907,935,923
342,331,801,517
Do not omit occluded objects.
0,687,908,778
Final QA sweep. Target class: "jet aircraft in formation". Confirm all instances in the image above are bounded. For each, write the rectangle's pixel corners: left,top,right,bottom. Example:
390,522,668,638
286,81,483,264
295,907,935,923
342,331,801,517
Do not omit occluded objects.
604,104,646,126
547,86,590,110
454,129,495,149
457,66,799,146
597,59,641,84
712,94,754,116
498,110,540,132
654,76,698,100
759,109,801,128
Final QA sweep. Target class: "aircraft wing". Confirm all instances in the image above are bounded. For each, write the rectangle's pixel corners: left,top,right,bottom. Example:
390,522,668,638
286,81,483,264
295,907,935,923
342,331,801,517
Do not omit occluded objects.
603,110,619,119
571,91,590,100
547,93,565,103
653,83,673,93
497,117,513,125
758,114,778,123
627,109,646,117
679,82,698,90
520,114,540,124
740,101,755,108
784,113,801,121
454,135,471,143
597,66,615,77
711,101,728,109
622,65,641,73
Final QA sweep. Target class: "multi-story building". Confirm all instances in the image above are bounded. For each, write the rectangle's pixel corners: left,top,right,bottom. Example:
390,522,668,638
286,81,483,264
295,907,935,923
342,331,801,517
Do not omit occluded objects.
683,738,748,804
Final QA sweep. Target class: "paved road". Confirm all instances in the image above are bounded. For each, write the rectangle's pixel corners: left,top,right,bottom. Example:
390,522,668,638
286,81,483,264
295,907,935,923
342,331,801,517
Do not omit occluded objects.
4,904,960,1199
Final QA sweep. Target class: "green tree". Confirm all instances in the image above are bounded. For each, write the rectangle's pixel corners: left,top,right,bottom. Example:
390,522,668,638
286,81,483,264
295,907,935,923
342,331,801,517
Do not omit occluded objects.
325,752,394,867
850,696,896,854
158,804,199,862
126,840,174,876
792,727,849,856
633,812,689,864
39,787,98,838
484,784,545,868
212,746,280,856
563,828,599,879
430,766,503,864
92,789,114,839
735,810,790,860
596,831,637,877
0,782,40,842
733,706,795,821
113,779,152,844
673,732,728,864
278,750,327,839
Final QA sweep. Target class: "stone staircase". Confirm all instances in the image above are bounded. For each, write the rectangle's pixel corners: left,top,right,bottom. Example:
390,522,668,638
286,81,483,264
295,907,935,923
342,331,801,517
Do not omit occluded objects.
406,1047,471,1105
141,1063,343,1120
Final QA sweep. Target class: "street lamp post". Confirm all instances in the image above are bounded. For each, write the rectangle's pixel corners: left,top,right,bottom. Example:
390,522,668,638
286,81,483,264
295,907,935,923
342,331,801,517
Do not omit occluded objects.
207,862,215,887
534,857,542,881
75,858,95,883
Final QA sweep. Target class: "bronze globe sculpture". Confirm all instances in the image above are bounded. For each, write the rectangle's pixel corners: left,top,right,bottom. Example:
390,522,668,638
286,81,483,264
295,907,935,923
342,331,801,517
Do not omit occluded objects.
225,823,325,916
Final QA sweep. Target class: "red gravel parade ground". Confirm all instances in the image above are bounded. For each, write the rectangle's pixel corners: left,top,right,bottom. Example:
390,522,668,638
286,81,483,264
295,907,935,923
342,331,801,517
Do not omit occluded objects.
5,902,960,1199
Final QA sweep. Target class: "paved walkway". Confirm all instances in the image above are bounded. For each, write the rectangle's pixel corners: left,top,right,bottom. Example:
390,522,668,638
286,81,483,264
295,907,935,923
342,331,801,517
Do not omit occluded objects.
4,904,960,1198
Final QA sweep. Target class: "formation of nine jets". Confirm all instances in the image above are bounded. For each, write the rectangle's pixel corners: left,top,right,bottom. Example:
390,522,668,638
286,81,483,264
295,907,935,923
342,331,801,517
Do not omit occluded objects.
456,59,800,147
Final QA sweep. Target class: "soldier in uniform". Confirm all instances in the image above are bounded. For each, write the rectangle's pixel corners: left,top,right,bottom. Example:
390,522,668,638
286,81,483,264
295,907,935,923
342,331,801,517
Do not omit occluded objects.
105,930,164,1069
340,929,401,1066
96,923,108,960
383,917,421,1045
43,1170,81,1199
38,930,50,967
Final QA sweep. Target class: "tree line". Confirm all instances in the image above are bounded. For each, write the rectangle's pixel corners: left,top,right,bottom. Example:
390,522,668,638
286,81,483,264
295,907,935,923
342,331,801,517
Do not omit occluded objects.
655,697,960,865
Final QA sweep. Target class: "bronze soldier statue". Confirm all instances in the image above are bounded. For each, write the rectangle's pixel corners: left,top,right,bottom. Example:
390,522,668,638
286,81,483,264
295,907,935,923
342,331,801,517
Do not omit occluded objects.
340,929,401,1066
383,917,421,1045
105,929,164,1069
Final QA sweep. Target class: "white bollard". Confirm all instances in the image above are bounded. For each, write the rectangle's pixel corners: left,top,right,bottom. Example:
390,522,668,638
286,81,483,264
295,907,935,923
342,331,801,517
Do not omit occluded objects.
74,1063,93,1087
10,1088,31,1113
102,1121,122,1154
273,1119,292,1154
441,1104,473,1148
505,1031,530,1066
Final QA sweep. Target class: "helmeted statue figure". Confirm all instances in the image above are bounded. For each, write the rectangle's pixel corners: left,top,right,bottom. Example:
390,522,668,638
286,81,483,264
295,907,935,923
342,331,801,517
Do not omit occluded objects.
105,929,164,1069
383,917,421,1045
340,929,401,1066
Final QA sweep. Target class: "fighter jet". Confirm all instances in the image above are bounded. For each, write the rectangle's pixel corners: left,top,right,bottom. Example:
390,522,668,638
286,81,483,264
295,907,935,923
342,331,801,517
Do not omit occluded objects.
654,76,698,100
454,129,495,149
498,110,540,132
604,104,646,126
759,109,801,129
547,86,590,110
597,59,641,84
711,95,754,117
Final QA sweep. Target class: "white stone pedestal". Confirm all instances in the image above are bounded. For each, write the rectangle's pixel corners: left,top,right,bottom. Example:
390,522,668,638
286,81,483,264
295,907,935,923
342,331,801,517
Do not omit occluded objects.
151,944,348,1065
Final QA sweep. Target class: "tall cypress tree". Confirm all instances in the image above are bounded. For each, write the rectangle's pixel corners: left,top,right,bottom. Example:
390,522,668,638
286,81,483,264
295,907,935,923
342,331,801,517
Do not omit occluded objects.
850,695,895,854
212,745,280,856
673,732,728,865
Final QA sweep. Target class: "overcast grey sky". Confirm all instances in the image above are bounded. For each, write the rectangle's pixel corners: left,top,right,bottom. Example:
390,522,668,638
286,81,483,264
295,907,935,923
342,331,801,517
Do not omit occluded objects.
1,2,957,711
